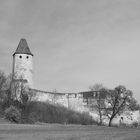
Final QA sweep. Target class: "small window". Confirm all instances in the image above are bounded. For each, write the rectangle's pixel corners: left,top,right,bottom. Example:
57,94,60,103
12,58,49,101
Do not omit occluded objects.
19,55,22,58
26,56,29,59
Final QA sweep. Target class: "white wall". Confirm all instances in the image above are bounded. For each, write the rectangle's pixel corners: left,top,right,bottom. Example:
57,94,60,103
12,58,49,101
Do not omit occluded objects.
13,54,33,88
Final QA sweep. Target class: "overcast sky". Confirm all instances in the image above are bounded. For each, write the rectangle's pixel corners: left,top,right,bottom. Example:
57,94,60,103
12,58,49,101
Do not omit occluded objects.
0,0,140,101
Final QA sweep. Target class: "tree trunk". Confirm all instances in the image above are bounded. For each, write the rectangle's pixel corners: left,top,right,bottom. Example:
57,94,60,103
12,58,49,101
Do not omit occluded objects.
108,117,113,127
99,110,102,125
99,116,102,125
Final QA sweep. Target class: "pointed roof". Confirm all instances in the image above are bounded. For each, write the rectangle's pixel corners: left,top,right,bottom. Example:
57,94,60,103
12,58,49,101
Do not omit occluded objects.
13,38,33,56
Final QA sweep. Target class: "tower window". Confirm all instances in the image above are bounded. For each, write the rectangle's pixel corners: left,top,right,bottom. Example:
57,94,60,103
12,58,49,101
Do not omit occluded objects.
26,56,29,59
19,55,22,58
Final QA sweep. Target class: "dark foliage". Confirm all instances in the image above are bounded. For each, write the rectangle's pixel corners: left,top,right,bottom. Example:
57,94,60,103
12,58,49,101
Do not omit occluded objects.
21,101,94,125
4,105,21,123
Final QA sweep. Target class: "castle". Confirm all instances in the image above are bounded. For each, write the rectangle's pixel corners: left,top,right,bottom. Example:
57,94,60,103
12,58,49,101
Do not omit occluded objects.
12,39,140,126
12,38,98,112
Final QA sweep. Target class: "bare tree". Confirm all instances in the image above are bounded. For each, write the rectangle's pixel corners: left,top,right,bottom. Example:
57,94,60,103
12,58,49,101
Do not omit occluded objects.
28,88,37,101
104,85,135,126
11,79,36,103
95,88,108,125
0,71,36,109
89,83,107,125
89,83,103,91
0,71,7,99
0,72,13,106
0,71,6,90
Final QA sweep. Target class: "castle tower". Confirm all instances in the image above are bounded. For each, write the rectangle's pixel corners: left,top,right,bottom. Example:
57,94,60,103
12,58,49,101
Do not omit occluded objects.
12,39,33,89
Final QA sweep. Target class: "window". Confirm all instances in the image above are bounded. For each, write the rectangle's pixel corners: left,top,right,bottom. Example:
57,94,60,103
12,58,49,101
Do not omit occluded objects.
19,55,22,58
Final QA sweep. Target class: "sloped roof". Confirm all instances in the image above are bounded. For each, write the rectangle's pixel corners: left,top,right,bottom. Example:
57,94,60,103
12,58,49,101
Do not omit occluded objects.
13,38,33,56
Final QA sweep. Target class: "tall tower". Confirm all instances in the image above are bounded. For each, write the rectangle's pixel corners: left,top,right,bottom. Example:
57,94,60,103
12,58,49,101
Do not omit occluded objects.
12,39,33,89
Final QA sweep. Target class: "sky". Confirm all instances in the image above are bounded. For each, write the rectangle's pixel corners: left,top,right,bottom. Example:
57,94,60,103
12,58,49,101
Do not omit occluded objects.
0,0,140,101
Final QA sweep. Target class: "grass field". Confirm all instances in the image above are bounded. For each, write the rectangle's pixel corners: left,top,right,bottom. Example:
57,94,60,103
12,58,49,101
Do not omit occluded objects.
0,123,140,140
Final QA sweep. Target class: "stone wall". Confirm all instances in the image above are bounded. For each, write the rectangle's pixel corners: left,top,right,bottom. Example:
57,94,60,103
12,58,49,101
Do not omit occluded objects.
13,54,33,88
37,90,140,126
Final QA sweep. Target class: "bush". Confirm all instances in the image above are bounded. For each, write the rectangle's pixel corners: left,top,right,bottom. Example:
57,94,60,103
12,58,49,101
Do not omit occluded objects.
80,112,93,125
68,113,80,124
22,101,95,125
2,101,96,125
131,121,139,128
4,105,21,123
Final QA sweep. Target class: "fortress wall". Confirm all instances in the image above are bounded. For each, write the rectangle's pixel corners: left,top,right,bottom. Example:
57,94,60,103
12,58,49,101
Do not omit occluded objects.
35,90,140,126
36,91,90,112
36,92,69,107
68,94,89,112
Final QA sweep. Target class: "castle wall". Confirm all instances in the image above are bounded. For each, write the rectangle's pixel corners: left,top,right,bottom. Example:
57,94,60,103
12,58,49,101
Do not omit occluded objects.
37,92,91,112
36,91,140,126
67,94,89,112
38,93,69,107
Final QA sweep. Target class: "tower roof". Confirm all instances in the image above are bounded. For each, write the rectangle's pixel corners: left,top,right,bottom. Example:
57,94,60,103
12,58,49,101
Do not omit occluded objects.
13,39,33,56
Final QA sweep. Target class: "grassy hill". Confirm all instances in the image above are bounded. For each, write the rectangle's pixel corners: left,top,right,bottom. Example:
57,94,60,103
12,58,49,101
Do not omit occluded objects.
2,101,95,125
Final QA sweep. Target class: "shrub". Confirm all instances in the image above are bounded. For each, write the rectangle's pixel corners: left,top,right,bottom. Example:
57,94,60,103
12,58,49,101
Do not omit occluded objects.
131,121,139,128
4,105,21,123
79,112,93,125
68,112,80,124
22,101,95,125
